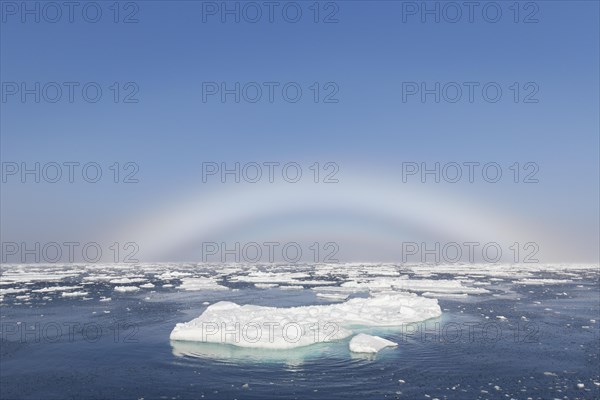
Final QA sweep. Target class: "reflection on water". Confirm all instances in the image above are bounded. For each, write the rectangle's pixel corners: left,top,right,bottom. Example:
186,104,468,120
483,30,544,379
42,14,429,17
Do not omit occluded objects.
170,339,342,365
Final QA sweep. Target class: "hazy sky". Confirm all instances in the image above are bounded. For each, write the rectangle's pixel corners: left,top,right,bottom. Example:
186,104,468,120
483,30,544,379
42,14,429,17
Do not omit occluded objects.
1,1,598,263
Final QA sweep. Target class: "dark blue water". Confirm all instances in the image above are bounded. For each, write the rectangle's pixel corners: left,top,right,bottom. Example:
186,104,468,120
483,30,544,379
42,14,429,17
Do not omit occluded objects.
1,265,598,399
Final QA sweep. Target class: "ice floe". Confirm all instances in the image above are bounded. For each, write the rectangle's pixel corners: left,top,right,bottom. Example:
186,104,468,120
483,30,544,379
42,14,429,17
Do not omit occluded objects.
177,277,228,291
114,286,140,292
170,292,441,349
61,291,88,297
349,333,397,353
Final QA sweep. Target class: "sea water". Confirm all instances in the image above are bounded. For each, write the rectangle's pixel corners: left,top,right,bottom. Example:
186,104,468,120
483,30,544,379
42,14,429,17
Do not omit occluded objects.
0,263,598,399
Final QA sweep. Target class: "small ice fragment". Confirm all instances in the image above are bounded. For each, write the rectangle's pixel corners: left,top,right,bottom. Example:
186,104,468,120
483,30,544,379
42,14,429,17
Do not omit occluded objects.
62,291,88,297
576,383,584,389
110,277,146,284
349,333,397,353
140,283,155,289
255,283,278,289
114,286,140,292
178,278,228,291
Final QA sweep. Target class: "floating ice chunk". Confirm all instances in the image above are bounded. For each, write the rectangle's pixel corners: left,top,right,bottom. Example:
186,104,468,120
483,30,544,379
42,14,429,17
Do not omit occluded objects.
349,333,397,353
158,271,192,280
341,277,487,295
170,292,441,349
255,283,279,289
0,288,29,295
114,286,140,292
33,286,82,293
177,277,228,291
391,279,488,294
61,291,88,297
230,271,310,284
517,278,573,285
140,283,155,288
421,292,468,299
109,277,146,284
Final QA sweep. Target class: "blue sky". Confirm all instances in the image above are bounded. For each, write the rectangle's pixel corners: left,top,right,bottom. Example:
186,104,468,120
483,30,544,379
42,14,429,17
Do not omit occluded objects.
1,1,598,263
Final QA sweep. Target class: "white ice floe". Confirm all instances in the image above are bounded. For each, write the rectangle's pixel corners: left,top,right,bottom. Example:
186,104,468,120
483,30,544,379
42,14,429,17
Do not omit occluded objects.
348,278,489,295
109,277,147,284
114,286,140,292
170,292,441,349
421,292,468,299
61,291,88,297
230,271,311,284
177,277,228,291
0,288,29,295
516,278,573,285
32,286,83,293
255,283,279,289
157,271,192,280
349,333,398,353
